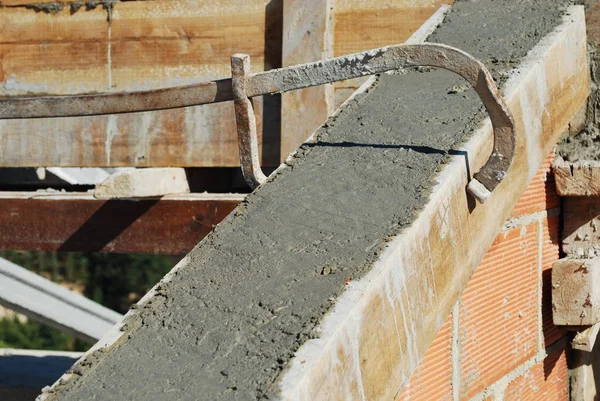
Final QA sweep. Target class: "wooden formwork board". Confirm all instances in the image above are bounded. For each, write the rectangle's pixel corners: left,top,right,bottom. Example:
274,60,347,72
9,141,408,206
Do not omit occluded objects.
553,159,600,196
0,0,451,167
0,192,242,254
562,196,600,257
0,0,275,167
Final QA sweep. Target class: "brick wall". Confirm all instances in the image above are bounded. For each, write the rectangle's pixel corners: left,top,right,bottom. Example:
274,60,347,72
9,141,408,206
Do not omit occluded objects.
396,150,568,401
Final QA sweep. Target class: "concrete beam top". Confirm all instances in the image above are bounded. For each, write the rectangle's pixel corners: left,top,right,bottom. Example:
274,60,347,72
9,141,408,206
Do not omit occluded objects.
41,2,588,401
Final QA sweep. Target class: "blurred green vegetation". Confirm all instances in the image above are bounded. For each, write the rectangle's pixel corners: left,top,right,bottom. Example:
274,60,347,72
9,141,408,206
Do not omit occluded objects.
0,251,175,351
0,317,89,352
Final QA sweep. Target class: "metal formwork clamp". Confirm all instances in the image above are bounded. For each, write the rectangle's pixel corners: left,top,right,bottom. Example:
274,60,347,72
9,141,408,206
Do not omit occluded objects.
0,44,515,203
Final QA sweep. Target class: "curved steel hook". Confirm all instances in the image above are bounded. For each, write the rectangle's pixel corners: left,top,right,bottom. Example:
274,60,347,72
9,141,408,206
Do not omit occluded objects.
234,44,515,202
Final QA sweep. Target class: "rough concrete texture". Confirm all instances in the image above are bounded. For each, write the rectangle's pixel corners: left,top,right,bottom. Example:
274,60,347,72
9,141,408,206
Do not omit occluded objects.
46,1,571,400
557,0,599,161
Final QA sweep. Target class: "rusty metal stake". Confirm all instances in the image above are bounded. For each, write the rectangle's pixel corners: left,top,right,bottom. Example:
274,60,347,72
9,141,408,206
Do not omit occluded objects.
0,43,515,202
231,54,267,188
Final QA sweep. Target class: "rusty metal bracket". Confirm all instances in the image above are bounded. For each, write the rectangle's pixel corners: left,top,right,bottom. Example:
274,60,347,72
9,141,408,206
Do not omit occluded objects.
231,54,267,188
0,43,515,202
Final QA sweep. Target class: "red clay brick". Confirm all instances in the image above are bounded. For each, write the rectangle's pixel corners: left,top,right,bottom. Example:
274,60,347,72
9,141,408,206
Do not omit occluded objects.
396,316,452,401
510,151,559,218
504,345,568,401
541,215,567,346
459,223,539,400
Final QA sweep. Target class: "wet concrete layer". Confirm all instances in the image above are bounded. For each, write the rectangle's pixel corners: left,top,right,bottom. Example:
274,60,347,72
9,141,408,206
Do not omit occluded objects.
46,1,571,400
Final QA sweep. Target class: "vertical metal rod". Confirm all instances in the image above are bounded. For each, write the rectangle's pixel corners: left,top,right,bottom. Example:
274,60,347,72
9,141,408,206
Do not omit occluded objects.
231,54,267,189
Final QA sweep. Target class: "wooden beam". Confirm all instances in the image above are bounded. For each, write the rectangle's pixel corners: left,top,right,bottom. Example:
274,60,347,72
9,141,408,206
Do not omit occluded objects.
0,258,122,342
0,192,243,254
552,257,600,326
553,158,600,196
281,0,334,160
562,196,600,257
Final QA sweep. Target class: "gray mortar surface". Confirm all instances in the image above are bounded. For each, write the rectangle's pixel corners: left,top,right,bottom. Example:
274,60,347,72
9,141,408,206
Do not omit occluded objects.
46,1,571,400
558,130,600,161
557,0,599,161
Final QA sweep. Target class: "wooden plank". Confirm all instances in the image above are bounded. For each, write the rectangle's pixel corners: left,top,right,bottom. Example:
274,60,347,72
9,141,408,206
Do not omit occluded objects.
0,1,277,167
553,158,600,196
571,341,600,401
280,3,452,157
331,0,453,108
0,257,122,342
0,192,243,254
280,0,334,160
333,0,452,56
552,257,600,326
562,196,600,257
0,6,109,95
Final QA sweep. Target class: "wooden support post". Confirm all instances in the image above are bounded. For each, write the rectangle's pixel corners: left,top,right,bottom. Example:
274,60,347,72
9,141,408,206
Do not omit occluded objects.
562,197,600,257
571,344,600,401
280,0,334,160
552,257,600,326
553,159,600,196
